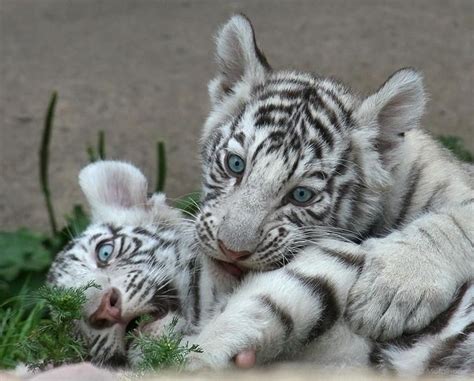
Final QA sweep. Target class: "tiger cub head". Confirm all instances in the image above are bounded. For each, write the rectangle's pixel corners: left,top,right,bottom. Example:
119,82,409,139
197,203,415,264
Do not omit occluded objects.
196,15,426,273
47,161,188,366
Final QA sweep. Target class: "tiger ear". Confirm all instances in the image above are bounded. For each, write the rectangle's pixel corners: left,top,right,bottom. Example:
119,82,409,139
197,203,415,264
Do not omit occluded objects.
209,14,271,105
355,68,426,151
79,161,148,222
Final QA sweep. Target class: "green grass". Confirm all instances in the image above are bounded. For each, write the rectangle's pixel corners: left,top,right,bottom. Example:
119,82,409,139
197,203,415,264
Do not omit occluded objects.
437,135,474,163
0,282,95,369
1,283,201,371
0,287,44,369
129,316,202,372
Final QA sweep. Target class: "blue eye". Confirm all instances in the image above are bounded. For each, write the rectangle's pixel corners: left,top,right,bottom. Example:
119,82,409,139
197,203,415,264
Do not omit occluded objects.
96,242,114,264
289,187,317,206
226,154,246,176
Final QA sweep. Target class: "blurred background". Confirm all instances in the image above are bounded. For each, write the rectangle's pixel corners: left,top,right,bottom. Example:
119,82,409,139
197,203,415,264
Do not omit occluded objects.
1,0,473,232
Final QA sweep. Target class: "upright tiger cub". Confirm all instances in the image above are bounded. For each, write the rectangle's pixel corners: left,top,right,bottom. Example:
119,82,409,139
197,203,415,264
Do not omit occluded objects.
190,14,474,366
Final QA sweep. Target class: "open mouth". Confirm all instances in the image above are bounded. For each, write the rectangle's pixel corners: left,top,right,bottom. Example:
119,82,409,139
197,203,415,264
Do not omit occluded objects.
125,316,142,337
212,258,248,278
124,309,167,348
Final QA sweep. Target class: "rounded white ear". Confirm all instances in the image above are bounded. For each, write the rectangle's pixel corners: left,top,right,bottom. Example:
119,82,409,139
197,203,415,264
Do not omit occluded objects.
210,14,270,103
356,68,426,147
79,161,148,221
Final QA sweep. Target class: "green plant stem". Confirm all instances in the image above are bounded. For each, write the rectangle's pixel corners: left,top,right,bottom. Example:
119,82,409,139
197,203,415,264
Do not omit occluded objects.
155,141,166,192
39,92,58,235
98,130,105,160
86,146,97,163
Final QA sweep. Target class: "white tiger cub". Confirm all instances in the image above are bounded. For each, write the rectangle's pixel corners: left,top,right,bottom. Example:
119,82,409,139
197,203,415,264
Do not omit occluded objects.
48,161,473,375
47,161,238,366
189,14,474,366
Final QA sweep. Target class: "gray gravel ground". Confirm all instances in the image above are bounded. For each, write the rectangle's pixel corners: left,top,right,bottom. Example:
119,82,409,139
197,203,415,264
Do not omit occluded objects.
1,0,473,231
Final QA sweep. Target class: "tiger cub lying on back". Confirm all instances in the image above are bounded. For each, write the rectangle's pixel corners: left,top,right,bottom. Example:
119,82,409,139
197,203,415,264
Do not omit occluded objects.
47,161,239,366
48,161,474,375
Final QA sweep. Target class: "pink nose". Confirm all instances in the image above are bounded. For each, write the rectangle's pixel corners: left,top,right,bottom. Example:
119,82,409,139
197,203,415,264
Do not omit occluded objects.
218,240,252,261
89,288,122,329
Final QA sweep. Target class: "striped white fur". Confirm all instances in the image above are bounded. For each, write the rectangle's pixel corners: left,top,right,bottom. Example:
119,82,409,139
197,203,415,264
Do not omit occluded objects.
48,161,472,375
47,162,205,366
184,239,473,375
47,15,473,374
187,15,474,373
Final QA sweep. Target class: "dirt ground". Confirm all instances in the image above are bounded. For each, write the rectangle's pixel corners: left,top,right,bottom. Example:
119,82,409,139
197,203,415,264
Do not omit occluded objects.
2,362,469,381
1,0,473,232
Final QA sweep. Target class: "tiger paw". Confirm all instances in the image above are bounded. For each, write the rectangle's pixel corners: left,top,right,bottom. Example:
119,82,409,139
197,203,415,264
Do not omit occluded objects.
184,341,234,371
346,240,458,341
140,312,188,337
183,328,256,371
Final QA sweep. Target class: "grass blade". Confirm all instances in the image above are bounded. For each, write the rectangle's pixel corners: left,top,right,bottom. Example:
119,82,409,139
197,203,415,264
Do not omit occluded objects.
97,130,105,160
86,146,97,163
155,141,166,192
39,92,58,235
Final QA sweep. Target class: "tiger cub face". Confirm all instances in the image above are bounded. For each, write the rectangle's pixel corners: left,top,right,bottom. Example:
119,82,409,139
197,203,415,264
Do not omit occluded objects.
47,161,189,366
196,15,426,273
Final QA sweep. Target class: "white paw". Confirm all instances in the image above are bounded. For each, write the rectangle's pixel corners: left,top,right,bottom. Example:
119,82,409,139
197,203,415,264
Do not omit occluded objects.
346,242,457,340
184,351,213,371
183,338,234,371
141,312,188,336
